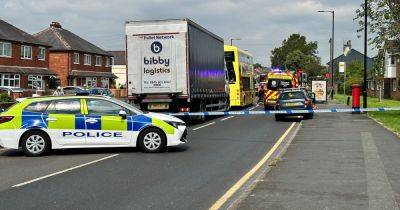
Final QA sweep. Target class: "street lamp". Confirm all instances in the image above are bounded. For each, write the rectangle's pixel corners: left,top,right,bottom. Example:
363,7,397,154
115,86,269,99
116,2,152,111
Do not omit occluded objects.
230,38,241,46
363,0,368,108
318,10,335,100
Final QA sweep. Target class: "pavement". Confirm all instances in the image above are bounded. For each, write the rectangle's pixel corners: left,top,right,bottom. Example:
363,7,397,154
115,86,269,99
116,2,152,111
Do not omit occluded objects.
0,104,299,210
236,101,400,210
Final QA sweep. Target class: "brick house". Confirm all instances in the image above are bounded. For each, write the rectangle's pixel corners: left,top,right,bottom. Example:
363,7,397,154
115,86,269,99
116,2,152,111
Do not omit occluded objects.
0,19,56,91
34,22,116,88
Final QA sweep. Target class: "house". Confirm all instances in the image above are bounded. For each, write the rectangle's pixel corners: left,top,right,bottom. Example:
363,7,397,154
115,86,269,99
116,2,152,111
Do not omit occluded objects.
382,41,400,99
0,19,56,92
108,50,126,88
34,22,116,88
328,41,374,74
366,41,400,100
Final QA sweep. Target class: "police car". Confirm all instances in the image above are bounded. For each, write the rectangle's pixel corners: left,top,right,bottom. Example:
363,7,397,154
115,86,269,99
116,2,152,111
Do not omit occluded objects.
0,96,187,156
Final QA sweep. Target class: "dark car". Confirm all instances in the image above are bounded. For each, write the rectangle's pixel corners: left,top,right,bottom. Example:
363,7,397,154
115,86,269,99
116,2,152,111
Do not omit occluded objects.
89,88,114,97
275,89,315,121
62,86,89,96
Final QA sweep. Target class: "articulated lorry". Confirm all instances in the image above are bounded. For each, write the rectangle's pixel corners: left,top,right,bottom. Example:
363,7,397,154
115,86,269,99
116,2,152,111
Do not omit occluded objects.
125,19,229,118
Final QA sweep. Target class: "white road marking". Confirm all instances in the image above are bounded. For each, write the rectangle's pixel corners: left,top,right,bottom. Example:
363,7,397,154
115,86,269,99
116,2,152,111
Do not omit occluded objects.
13,154,119,188
209,122,297,210
192,122,216,131
221,116,235,121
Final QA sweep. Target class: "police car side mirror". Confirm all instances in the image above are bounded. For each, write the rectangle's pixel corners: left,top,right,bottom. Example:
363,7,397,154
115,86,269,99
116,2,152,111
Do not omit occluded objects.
119,110,127,119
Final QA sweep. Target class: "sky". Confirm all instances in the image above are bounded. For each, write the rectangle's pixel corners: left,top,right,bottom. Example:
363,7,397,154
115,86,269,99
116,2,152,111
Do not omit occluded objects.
0,0,374,66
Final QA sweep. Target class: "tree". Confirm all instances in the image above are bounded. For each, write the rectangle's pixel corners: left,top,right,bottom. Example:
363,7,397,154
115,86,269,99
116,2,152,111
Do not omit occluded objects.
270,34,324,78
354,0,400,50
270,34,318,68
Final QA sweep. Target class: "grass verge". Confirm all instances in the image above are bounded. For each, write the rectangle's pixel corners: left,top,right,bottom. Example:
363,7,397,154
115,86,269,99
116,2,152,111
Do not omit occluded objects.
334,94,400,135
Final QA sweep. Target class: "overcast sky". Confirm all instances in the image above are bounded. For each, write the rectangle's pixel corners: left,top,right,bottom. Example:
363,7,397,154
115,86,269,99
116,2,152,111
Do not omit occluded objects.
1,0,373,66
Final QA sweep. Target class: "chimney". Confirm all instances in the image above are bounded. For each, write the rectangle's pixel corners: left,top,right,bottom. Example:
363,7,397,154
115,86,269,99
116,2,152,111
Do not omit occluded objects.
50,22,62,29
343,40,352,56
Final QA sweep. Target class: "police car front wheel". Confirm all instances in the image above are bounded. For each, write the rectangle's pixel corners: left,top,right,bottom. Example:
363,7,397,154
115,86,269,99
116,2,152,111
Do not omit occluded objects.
21,131,51,156
138,128,166,153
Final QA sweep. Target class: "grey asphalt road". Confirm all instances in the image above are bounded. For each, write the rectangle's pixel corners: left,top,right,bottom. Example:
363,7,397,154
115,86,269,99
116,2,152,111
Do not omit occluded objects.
0,105,294,210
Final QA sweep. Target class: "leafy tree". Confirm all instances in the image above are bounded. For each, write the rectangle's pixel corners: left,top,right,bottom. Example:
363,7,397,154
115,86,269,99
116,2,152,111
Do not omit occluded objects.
354,0,400,50
270,34,318,68
338,61,364,94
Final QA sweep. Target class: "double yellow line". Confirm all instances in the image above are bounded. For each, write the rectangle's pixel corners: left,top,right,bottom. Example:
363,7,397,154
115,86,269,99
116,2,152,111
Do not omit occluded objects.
209,122,296,210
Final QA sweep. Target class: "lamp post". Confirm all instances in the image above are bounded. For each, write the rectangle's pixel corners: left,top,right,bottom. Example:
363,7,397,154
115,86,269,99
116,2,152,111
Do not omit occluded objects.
363,0,368,108
230,38,241,46
318,10,335,100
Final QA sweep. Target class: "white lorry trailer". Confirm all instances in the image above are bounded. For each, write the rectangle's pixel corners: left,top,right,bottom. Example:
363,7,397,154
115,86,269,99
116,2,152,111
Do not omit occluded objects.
125,19,229,116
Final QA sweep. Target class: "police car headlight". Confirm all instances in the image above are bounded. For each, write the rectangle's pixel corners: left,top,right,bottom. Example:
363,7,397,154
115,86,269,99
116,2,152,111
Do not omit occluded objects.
166,121,186,128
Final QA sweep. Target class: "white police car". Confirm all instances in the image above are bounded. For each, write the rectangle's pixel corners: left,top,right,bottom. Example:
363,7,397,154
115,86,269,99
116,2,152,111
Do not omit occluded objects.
0,96,187,156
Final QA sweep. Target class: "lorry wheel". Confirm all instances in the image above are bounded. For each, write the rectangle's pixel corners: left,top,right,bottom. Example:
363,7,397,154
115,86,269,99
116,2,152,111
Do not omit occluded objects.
198,102,206,122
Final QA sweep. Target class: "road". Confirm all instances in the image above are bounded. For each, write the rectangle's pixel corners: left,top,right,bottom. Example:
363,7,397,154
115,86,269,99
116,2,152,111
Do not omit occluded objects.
0,105,295,210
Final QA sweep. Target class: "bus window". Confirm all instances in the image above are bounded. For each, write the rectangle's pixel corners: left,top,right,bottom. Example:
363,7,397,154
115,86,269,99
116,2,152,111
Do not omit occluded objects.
224,51,236,84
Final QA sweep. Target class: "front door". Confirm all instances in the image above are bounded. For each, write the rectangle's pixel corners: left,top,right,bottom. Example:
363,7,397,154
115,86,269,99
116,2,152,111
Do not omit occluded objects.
84,99,132,145
45,99,87,146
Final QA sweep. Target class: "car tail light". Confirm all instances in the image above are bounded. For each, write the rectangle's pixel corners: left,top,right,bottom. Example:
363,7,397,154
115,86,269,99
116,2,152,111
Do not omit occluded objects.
0,116,14,124
179,107,190,112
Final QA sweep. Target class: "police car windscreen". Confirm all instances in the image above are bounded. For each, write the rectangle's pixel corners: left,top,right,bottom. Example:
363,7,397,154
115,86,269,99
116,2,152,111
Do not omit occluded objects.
267,79,292,91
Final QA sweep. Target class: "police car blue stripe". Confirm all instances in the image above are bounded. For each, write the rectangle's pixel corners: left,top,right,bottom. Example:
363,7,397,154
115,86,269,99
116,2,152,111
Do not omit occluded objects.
21,111,47,129
75,115,86,130
131,115,152,131
85,115,101,130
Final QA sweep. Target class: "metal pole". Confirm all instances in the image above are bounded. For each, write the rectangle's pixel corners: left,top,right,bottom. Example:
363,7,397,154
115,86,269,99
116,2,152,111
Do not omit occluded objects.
230,39,233,46
363,0,368,108
331,11,335,100
344,71,346,104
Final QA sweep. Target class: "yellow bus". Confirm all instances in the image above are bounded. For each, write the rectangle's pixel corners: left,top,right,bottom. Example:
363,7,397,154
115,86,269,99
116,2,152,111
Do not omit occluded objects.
224,45,255,108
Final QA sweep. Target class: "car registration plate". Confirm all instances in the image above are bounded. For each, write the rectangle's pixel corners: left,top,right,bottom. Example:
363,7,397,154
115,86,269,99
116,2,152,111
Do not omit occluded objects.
148,103,169,110
286,102,302,106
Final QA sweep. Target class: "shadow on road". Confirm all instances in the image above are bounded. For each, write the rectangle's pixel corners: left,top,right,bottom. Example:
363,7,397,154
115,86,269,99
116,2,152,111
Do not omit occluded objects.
0,145,190,157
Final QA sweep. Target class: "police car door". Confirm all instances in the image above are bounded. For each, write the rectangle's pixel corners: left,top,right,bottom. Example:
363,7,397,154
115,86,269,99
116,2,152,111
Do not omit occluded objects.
45,99,87,146
84,99,131,145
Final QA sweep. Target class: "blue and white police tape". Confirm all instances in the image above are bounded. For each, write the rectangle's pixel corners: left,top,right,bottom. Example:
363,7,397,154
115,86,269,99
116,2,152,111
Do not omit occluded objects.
168,107,400,116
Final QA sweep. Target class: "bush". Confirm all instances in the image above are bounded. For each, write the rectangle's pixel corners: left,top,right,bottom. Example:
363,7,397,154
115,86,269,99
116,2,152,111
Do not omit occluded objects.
0,93,12,102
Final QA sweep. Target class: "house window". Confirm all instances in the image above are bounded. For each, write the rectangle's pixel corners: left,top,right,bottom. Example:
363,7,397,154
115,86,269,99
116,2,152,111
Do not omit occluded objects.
398,79,400,91
1,74,20,87
21,45,32,59
74,52,79,64
95,56,102,66
84,54,91,65
391,55,396,65
101,77,109,88
111,57,114,66
86,77,97,87
38,47,46,61
0,42,12,57
28,75,43,89
106,57,110,67
393,78,397,92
